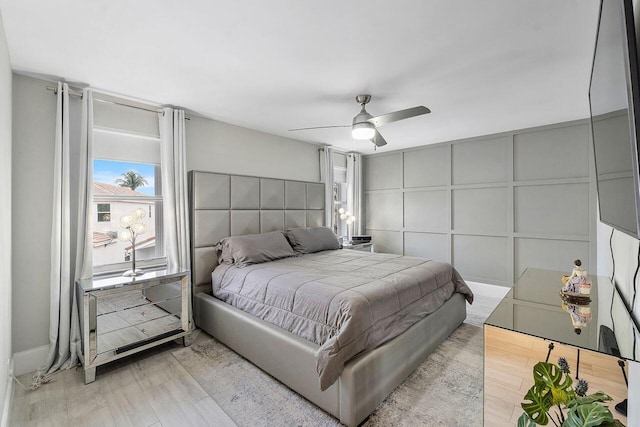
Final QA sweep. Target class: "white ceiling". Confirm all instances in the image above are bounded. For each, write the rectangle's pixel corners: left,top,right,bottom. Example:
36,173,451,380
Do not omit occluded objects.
0,0,600,154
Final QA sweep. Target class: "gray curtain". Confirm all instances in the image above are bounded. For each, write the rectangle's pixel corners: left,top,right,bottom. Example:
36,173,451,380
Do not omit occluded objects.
75,89,94,280
36,84,92,381
159,108,190,269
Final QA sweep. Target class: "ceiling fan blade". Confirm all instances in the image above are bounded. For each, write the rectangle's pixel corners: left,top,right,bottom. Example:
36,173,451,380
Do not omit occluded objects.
368,106,431,127
372,130,387,147
288,125,350,132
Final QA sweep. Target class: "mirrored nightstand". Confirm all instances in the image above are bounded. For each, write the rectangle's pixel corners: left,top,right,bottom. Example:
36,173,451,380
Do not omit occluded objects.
76,267,191,384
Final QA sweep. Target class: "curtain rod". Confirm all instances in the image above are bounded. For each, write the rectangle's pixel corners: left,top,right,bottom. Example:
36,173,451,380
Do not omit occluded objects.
318,146,359,157
93,97,166,115
45,85,191,119
45,85,83,98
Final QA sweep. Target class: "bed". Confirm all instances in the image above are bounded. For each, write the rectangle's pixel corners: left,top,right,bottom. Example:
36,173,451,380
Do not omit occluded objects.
190,171,472,427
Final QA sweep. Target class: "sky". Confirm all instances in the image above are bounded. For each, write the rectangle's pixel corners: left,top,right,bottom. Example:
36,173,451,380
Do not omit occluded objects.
93,160,156,196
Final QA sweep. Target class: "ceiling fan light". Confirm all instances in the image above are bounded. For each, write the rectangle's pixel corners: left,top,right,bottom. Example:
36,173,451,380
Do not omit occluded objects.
352,122,375,140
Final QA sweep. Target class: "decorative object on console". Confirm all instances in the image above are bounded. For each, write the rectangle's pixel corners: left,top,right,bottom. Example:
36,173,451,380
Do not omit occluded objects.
561,300,592,335
118,207,147,277
561,259,592,304
518,358,625,427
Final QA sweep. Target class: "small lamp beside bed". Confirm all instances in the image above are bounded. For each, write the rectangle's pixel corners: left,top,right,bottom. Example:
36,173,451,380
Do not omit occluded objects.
338,208,356,244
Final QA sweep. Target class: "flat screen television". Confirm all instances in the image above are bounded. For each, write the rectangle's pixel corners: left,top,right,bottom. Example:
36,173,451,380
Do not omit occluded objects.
589,0,640,239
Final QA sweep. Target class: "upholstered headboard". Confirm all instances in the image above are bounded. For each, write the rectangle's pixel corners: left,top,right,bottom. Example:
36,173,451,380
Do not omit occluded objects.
189,170,325,293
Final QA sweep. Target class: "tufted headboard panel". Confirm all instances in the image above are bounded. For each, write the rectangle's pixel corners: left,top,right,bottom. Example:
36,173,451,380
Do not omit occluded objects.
189,170,325,293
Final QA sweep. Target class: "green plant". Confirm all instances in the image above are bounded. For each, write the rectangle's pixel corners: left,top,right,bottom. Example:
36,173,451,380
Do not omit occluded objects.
517,360,625,427
115,170,148,191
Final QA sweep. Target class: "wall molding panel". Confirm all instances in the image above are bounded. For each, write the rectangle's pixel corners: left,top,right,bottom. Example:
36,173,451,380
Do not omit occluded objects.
364,119,597,287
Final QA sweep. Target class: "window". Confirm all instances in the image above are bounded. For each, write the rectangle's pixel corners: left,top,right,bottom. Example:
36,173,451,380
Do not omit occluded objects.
97,203,111,222
91,98,164,274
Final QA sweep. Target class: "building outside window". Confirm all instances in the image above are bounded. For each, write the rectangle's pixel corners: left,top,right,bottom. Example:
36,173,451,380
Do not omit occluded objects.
92,175,161,267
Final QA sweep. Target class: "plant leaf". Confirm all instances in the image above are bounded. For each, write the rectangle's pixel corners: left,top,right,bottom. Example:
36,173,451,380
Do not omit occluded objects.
522,383,553,425
565,392,613,409
532,362,576,405
563,403,614,427
518,413,537,427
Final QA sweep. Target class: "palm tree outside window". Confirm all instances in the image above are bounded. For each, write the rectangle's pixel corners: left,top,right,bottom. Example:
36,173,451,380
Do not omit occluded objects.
116,170,149,191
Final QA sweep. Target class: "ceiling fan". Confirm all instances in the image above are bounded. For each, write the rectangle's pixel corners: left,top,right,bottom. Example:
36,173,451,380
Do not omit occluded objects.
289,94,431,148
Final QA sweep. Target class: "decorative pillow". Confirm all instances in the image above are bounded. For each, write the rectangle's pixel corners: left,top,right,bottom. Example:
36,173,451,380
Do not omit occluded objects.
214,240,233,265
285,227,341,254
215,231,296,268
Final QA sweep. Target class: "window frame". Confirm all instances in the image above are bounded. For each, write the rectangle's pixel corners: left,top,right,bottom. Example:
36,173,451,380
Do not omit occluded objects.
89,95,168,276
96,203,111,222
91,137,166,275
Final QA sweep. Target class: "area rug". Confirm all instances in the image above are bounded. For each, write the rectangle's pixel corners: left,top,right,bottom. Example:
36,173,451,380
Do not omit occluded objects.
172,323,483,427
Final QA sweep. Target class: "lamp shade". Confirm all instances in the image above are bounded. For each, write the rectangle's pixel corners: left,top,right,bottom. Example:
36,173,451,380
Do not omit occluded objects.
132,222,147,235
120,214,134,228
352,122,375,140
118,229,132,242
133,207,146,219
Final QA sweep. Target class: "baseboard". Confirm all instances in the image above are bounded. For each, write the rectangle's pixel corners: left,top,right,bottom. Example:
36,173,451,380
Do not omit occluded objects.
465,281,510,300
1,358,13,427
13,344,49,377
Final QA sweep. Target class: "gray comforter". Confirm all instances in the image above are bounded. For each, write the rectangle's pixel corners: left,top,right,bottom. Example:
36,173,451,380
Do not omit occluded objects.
211,249,473,390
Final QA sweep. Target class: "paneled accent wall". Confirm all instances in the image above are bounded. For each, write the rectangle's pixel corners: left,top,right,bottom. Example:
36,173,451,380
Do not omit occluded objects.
364,120,596,287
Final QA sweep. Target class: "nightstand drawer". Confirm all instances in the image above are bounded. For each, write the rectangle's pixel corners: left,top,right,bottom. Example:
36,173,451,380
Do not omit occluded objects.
95,288,182,355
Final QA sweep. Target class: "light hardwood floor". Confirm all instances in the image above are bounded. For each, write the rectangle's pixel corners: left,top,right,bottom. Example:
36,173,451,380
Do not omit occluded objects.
9,330,235,427
9,296,499,427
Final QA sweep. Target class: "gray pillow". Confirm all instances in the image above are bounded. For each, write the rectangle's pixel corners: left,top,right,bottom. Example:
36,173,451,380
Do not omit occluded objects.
215,231,296,268
285,227,341,254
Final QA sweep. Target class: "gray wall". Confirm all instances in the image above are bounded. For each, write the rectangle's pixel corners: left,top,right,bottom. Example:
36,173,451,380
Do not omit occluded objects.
11,74,56,354
364,120,596,287
0,10,12,417
186,116,320,182
10,74,321,358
